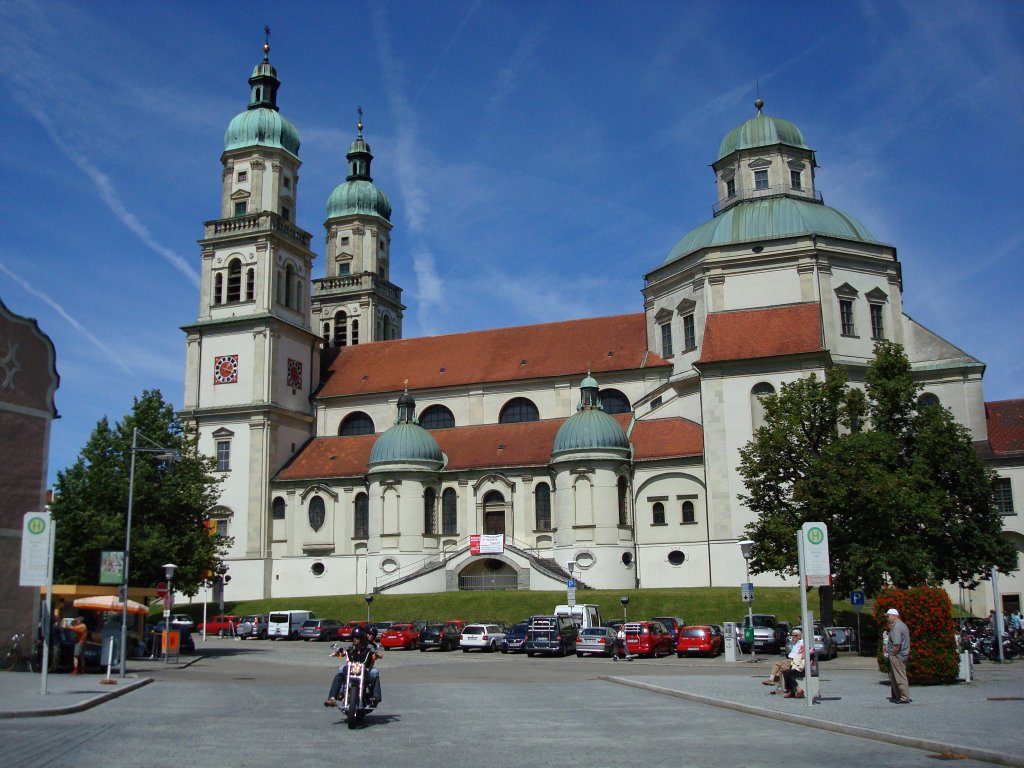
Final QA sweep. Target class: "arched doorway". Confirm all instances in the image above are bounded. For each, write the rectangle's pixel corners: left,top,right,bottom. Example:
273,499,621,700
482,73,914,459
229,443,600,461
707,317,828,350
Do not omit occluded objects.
482,490,507,535
457,557,519,590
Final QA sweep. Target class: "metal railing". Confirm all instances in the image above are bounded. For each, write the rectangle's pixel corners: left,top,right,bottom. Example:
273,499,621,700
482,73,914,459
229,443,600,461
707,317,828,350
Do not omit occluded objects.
458,574,519,591
205,212,312,247
712,185,824,216
372,534,544,590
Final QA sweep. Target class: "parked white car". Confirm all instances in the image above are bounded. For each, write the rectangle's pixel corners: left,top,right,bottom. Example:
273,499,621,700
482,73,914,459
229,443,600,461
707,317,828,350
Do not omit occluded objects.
460,624,506,652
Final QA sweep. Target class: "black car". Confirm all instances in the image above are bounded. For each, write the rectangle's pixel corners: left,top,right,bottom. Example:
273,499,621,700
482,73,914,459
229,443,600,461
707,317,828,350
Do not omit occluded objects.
418,623,461,651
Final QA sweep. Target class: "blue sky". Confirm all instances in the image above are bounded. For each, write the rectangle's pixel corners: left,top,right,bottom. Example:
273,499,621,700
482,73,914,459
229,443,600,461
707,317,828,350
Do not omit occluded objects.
1,1,1022,485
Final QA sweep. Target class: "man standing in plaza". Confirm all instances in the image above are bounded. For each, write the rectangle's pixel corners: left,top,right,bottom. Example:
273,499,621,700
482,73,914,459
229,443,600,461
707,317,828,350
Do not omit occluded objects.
886,608,911,704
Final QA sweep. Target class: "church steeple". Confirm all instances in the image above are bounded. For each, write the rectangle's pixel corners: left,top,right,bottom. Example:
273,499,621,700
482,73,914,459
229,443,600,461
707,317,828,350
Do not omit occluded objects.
347,108,374,181
248,26,280,111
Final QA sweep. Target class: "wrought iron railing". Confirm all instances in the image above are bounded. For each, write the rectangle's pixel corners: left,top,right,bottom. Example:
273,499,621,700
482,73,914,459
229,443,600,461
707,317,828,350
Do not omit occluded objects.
458,574,519,591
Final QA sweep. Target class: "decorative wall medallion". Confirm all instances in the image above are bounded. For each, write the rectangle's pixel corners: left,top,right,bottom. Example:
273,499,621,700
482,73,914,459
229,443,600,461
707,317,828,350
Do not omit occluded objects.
287,358,302,389
213,354,239,384
0,339,20,390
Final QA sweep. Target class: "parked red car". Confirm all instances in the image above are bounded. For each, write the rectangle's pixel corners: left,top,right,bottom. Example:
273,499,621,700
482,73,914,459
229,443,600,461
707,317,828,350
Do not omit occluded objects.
380,623,420,649
197,615,240,635
337,620,369,641
676,625,724,657
624,621,674,657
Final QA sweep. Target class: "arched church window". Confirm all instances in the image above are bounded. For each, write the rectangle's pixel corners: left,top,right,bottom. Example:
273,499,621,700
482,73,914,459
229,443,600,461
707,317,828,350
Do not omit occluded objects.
284,264,297,310
499,397,539,424
382,314,392,341
535,483,551,531
245,267,255,301
351,319,360,345
333,311,348,347
441,488,457,535
321,323,330,343
354,493,369,539
483,490,505,535
227,259,242,302
601,389,631,415
652,502,665,525
214,273,224,305
424,488,437,535
750,382,775,431
420,405,455,430
918,392,940,409
682,500,695,524
308,496,326,532
340,412,374,436
617,476,628,526
272,496,285,521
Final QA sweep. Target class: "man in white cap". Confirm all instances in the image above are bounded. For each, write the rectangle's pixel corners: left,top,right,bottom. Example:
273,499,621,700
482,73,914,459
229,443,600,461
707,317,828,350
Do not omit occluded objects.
886,608,910,704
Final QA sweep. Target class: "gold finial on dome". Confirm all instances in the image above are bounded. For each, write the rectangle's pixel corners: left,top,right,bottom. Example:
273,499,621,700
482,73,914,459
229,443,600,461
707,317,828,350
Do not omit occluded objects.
754,97,764,114
357,106,364,137
263,25,271,60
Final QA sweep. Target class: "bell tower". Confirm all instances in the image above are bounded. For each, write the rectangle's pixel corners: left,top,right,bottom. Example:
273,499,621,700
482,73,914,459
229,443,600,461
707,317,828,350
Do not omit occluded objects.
180,32,319,597
313,111,405,348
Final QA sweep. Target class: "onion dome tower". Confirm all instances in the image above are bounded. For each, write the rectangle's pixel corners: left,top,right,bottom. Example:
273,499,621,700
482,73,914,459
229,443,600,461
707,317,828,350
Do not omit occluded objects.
369,390,444,470
314,110,405,350
552,375,630,458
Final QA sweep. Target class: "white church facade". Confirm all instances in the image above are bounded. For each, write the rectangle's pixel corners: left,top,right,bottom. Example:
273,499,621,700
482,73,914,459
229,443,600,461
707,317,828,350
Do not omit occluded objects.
180,45,1023,611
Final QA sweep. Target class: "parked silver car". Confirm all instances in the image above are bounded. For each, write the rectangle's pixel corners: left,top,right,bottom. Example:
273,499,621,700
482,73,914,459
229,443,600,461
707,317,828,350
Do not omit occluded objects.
460,624,505,652
576,626,617,657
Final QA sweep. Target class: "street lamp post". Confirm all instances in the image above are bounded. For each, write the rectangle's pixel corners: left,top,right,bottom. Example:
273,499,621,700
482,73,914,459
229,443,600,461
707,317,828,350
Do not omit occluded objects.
365,594,373,625
739,540,757,663
118,427,179,679
620,595,629,624
162,563,177,664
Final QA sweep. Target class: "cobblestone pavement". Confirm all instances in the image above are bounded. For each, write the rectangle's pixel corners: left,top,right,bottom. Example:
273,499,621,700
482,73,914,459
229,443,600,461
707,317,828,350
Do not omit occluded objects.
1,640,1020,768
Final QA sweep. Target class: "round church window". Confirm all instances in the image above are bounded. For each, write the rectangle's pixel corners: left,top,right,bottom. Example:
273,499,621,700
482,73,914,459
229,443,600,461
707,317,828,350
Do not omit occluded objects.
667,550,686,566
575,552,595,569
311,561,326,577
381,559,399,574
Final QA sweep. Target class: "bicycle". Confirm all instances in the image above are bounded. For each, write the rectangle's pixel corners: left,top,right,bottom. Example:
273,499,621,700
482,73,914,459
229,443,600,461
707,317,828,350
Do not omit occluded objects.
0,633,28,672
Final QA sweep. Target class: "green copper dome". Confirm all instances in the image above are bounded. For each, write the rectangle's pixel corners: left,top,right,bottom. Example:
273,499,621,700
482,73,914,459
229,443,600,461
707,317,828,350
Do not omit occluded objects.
553,376,630,456
223,45,300,158
663,196,877,266
326,180,392,221
369,392,443,467
717,108,808,161
326,122,391,221
224,109,300,157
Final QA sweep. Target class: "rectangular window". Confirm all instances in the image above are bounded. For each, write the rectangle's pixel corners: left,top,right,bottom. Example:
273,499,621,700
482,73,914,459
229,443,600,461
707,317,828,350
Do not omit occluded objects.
283,177,291,189
754,169,769,190
234,201,247,217
237,171,247,183
726,178,736,198
790,170,802,190
660,322,673,358
282,207,290,222
839,299,856,336
870,303,885,340
652,502,665,525
683,314,696,350
339,263,350,275
216,441,230,472
994,478,1015,515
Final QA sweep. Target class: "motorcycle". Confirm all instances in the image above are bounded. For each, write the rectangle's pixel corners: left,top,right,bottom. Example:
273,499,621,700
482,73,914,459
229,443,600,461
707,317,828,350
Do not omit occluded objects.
331,644,378,728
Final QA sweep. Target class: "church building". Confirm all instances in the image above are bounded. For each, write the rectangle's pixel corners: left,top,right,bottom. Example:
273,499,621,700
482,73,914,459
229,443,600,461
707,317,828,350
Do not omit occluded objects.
180,43,1023,611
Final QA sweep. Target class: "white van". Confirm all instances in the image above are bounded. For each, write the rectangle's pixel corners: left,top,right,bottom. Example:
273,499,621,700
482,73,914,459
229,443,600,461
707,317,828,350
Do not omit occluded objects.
267,609,315,640
554,604,602,630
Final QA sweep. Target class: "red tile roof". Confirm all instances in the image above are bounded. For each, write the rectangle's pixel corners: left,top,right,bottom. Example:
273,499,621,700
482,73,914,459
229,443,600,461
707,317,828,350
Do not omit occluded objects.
318,314,668,398
274,415,703,481
697,303,824,364
985,400,1024,457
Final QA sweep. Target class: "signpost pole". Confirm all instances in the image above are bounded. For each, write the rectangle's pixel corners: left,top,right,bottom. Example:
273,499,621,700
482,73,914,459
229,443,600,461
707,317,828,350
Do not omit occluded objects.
797,531,812,707
40,515,56,695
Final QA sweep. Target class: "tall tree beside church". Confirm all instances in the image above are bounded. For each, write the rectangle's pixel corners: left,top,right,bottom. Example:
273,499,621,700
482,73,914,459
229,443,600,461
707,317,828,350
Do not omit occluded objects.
51,390,228,596
738,342,1014,596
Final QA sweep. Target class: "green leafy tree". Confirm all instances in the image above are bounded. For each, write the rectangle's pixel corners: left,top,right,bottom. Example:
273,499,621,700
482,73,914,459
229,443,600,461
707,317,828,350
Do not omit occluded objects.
51,390,228,596
739,342,1014,596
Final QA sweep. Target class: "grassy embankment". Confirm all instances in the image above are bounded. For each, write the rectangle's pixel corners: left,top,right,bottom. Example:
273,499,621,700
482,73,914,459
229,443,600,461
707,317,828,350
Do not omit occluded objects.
168,587,877,640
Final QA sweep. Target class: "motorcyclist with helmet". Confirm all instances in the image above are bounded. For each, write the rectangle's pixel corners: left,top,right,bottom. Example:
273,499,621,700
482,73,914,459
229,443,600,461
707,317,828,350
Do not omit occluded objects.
324,625,383,707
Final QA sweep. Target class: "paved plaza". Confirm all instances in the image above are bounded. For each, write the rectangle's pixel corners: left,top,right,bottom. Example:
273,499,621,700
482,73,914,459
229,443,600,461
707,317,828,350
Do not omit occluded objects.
1,639,1021,768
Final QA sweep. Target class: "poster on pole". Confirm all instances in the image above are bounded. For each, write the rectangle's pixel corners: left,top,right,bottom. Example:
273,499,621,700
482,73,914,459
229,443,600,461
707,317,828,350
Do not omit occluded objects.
99,550,125,585
801,521,831,587
20,512,52,586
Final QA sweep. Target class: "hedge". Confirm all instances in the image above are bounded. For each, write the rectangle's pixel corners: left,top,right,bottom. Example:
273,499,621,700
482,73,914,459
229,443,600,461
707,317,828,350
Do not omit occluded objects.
874,586,958,684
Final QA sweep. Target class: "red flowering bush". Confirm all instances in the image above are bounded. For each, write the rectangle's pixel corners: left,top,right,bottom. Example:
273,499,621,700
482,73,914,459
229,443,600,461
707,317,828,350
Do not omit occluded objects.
874,586,958,684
